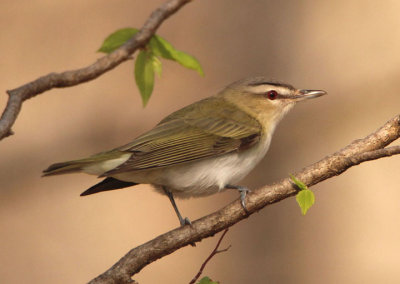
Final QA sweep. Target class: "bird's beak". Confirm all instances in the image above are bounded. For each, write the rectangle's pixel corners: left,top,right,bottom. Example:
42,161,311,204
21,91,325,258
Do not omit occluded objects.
296,89,327,100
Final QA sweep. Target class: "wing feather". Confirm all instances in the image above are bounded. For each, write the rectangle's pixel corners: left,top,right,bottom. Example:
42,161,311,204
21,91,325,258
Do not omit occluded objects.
104,98,261,175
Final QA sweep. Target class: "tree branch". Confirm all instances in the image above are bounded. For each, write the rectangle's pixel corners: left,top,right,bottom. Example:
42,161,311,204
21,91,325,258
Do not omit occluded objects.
189,229,231,284
0,0,192,140
87,114,400,283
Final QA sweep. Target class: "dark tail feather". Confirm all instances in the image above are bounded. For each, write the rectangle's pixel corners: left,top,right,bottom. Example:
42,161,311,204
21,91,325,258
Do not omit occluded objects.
80,177,138,196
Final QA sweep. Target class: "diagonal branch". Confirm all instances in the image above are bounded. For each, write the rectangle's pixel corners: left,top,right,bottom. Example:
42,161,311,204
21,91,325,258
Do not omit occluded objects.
0,0,192,140
88,114,400,284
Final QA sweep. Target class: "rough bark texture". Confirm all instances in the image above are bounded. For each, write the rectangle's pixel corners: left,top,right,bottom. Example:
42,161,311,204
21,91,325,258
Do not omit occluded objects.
88,115,400,283
0,0,192,140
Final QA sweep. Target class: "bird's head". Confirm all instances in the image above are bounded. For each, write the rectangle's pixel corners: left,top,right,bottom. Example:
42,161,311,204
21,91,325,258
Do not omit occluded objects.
218,77,327,129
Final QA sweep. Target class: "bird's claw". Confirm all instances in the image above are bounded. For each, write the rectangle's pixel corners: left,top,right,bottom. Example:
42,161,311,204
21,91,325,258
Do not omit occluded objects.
226,184,251,214
180,217,192,227
238,187,250,214
179,217,196,247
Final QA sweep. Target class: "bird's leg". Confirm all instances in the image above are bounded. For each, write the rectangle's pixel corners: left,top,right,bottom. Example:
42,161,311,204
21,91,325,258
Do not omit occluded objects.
225,184,251,213
162,187,191,226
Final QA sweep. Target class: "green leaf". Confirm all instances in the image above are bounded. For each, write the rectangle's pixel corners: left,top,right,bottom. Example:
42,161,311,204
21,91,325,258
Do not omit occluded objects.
149,35,204,76
149,35,175,60
98,28,139,53
291,175,315,215
296,189,315,215
99,27,204,106
151,55,162,77
197,276,219,284
135,50,155,106
173,50,204,76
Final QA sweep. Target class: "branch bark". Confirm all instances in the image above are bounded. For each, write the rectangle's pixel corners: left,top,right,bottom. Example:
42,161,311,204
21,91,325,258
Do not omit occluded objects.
87,115,400,283
0,0,192,140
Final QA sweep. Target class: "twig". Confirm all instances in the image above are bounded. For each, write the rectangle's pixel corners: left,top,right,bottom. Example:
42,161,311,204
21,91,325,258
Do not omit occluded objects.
0,0,192,140
189,229,231,284
348,145,400,165
87,114,400,284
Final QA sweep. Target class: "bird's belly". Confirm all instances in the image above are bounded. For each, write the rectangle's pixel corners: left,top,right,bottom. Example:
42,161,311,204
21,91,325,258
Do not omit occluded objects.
113,134,271,198
156,152,258,198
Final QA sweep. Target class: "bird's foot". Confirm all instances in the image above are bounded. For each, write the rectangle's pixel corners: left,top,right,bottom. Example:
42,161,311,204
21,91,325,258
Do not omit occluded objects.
226,184,251,214
179,216,196,247
179,216,192,227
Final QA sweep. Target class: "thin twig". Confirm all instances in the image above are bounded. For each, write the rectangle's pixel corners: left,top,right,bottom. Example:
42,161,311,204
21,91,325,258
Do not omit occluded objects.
349,145,400,165
189,229,231,284
0,0,192,140
88,114,400,284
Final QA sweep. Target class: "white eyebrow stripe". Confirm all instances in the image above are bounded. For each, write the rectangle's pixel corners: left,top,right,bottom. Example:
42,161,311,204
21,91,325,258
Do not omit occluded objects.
247,85,290,95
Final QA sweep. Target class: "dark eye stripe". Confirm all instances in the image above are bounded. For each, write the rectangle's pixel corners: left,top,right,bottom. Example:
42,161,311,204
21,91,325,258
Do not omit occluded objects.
247,81,295,91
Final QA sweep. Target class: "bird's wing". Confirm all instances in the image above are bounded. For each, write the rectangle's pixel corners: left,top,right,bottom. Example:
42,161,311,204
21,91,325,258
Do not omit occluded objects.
103,98,261,175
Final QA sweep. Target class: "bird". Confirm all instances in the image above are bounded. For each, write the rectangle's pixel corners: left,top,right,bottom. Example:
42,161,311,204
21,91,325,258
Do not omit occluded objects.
43,77,326,226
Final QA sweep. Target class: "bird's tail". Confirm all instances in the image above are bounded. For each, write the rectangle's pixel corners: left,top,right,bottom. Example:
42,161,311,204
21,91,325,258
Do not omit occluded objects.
42,151,131,176
42,158,93,176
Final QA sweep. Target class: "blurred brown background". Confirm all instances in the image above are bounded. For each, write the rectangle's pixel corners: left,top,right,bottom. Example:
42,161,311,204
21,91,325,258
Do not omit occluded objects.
1,0,400,283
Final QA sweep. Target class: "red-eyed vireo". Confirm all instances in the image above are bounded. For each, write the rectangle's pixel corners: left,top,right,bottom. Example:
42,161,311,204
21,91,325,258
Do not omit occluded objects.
43,77,326,226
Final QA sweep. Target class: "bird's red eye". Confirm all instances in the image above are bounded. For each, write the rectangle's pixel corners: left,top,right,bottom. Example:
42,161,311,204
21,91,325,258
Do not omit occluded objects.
266,90,278,100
